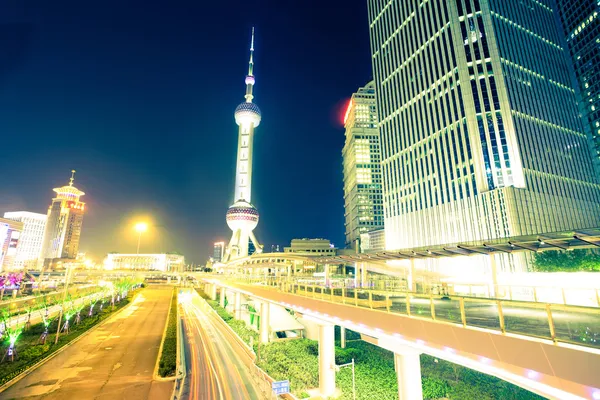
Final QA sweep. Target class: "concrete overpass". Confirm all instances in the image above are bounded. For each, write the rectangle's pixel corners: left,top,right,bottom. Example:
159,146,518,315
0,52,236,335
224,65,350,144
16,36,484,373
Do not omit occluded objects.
197,269,600,400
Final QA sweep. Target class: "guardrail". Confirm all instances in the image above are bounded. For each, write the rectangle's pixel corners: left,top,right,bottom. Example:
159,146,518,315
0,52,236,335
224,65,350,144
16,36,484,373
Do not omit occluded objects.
171,306,187,400
231,274,600,308
223,276,600,351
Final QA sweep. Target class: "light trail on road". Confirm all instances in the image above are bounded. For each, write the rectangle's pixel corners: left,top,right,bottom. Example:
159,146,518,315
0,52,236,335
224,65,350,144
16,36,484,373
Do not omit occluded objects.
180,293,264,400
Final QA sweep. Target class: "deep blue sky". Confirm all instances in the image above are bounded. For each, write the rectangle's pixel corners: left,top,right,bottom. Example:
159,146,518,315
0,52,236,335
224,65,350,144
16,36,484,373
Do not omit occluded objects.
0,0,373,263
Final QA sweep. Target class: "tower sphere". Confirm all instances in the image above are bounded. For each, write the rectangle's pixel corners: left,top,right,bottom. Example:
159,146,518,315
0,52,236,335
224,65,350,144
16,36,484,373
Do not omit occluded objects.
235,102,262,127
226,200,259,231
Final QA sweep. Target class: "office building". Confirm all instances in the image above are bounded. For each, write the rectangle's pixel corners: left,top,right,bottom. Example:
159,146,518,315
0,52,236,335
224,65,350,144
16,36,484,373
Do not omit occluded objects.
555,0,600,164
342,81,384,250
104,253,185,272
213,241,225,262
3,212,47,269
40,170,86,261
224,28,263,261
0,217,23,272
284,238,337,256
368,0,600,263
360,228,385,253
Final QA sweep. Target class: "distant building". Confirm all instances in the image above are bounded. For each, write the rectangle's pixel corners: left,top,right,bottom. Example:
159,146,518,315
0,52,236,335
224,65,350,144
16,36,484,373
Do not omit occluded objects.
342,81,384,250
0,217,23,272
284,239,337,256
213,241,225,263
360,229,385,253
248,238,256,256
104,253,185,272
3,212,47,269
556,0,600,166
270,244,281,253
40,171,86,261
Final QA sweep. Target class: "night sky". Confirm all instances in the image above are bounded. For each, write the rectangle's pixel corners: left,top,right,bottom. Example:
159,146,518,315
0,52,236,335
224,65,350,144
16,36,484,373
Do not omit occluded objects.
0,0,373,263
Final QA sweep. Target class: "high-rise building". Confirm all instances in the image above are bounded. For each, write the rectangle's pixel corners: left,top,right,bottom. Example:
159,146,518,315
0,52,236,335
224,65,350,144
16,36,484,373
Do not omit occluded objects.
3,212,47,269
40,170,86,262
555,0,600,164
342,81,384,250
0,217,23,272
213,241,225,262
224,28,263,262
368,0,600,262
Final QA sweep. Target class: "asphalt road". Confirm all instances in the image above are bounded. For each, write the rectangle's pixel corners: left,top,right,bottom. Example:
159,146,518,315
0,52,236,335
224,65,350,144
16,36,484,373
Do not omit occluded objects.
180,293,264,400
1,286,173,400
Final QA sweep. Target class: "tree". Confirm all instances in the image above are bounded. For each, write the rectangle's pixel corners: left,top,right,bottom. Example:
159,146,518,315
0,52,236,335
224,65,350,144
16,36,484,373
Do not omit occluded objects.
534,249,600,272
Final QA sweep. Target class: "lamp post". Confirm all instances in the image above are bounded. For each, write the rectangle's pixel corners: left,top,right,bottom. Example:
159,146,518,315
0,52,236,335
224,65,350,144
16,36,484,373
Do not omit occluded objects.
135,222,148,254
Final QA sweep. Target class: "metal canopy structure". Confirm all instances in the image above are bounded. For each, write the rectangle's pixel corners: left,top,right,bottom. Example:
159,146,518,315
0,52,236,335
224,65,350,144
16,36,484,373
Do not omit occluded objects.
313,228,600,264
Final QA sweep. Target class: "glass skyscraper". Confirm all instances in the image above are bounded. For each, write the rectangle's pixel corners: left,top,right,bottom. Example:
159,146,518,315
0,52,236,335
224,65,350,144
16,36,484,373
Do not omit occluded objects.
556,0,600,164
368,0,600,256
342,81,384,250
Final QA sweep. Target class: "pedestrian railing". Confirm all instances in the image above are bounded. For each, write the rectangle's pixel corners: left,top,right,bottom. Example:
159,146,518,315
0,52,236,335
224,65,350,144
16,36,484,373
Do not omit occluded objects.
224,276,600,351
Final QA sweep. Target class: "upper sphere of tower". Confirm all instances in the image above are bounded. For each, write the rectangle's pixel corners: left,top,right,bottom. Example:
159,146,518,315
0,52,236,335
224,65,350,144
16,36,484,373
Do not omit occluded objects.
235,102,262,127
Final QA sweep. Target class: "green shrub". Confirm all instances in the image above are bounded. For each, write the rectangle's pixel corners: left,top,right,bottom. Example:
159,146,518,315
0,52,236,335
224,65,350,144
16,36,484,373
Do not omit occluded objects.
158,288,178,377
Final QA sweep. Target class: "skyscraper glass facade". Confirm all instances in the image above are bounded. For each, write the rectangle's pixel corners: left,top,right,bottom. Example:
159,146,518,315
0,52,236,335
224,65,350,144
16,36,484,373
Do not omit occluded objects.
556,0,600,164
368,0,600,255
342,81,384,249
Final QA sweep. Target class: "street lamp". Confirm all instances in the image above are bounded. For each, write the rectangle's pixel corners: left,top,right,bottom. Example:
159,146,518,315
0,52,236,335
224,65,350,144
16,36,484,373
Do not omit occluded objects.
135,222,148,254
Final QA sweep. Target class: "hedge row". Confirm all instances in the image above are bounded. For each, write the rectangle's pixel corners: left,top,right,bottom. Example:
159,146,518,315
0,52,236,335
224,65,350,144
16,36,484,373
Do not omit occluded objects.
158,288,178,377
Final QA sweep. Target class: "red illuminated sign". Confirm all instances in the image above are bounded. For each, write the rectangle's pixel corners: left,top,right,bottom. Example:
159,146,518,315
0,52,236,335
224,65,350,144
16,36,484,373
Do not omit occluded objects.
66,201,85,211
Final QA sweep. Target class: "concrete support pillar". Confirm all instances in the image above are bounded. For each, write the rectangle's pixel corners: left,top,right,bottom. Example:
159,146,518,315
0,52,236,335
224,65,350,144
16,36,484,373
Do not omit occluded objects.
234,292,242,319
489,254,499,298
210,284,217,300
260,301,270,344
361,262,367,287
220,287,226,308
394,352,423,400
318,323,335,397
340,326,346,349
408,259,416,292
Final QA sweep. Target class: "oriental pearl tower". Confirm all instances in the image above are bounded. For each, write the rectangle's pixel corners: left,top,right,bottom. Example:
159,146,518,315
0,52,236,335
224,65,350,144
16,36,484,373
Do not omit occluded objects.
223,28,263,262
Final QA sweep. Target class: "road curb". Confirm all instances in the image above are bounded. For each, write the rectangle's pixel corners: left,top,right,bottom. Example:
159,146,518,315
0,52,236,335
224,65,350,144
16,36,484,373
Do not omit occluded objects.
0,289,143,394
153,287,177,382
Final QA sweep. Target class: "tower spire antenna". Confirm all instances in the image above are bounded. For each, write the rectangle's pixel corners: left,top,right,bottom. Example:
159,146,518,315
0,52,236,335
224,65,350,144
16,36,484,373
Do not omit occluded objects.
244,27,256,103
69,170,76,186
248,26,255,76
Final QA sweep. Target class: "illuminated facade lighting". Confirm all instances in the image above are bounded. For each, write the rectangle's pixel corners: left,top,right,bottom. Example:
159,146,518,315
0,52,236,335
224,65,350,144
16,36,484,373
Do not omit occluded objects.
40,170,86,262
213,241,225,262
368,0,600,267
556,0,600,167
0,217,23,272
104,253,185,272
224,28,263,262
3,212,47,269
342,81,384,250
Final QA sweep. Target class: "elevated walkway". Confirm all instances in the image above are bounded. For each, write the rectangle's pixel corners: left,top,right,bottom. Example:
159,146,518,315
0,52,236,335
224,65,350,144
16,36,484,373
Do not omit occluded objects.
205,277,600,400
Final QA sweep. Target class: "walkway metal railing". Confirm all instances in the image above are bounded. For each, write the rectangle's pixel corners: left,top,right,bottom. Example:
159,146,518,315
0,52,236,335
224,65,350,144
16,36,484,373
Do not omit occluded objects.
223,276,600,351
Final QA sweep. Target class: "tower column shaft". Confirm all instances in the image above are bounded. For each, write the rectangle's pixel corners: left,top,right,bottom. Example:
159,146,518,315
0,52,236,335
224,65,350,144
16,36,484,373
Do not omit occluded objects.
234,124,255,203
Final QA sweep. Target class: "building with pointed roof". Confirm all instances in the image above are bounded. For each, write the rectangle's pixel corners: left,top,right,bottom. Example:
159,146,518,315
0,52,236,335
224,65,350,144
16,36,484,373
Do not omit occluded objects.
40,170,86,264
